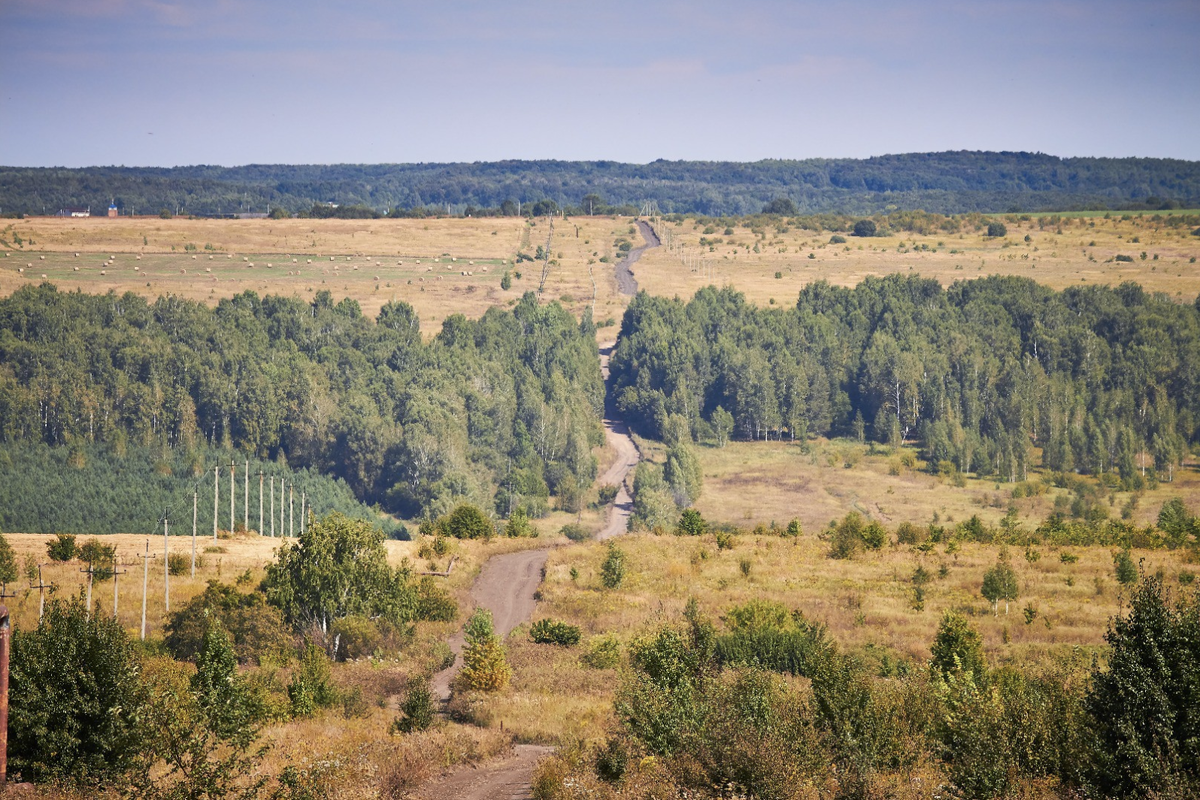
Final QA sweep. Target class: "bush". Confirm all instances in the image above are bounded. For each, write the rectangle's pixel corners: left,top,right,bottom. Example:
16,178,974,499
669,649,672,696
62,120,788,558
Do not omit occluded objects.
987,221,1008,237
675,508,706,536
164,581,293,665
929,609,986,681
288,641,340,717
829,234,846,244
392,677,436,733
503,506,536,538
601,543,626,589
1113,547,1138,585
530,618,582,646
10,593,148,783
0,531,18,583
166,552,190,576
560,523,593,542
46,532,77,561
853,219,877,237
416,576,458,622
330,615,388,661
442,503,494,539
582,634,622,669
596,483,619,506
457,609,511,692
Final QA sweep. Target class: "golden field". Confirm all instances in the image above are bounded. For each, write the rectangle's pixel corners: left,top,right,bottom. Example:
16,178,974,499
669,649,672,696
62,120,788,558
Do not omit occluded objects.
635,212,1200,306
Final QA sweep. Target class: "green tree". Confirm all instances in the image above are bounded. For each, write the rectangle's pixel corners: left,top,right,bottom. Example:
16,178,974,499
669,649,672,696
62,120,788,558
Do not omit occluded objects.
503,506,536,537
164,581,293,665
852,219,877,237
1157,497,1196,549
457,609,511,692
1113,547,1138,585
601,542,627,589
392,677,435,733
442,503,494,539
191,618,261,739
981,555,1019,615
762,197,797,215
263,512,418,636
10,594,148,784
0,529,17,583
930,609,986,681
46,532,77,561
987,221,1008,237
287,641,340,716
675,508,706,537
1085,574,1200,796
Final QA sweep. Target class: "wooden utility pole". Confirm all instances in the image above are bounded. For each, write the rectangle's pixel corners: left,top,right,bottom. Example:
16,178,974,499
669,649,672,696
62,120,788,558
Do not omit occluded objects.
32,565,50,623
139,540,156,640
163,516,171,613
259,471,264,535
192,491,198,578
289,483,294,538
213,465,219,540
244,459,249,533
270,476,275,537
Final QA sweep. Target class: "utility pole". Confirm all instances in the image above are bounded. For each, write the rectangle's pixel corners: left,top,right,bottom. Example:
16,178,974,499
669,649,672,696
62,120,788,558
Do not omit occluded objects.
244,460,249,533
80,562,96,620
270,476,275,537
301,492,306,535
32,565,50,623
0,587,14,784
192,491,198,578
280,480,285,538
163,516,170,613
112,559,127,620
139,540,156,640
259,471,264,535
214,465,220,540
229,460,235,534
289,484,294,537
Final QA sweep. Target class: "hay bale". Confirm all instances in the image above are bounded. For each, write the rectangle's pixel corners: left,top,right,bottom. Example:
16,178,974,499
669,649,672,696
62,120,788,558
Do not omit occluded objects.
73,266,79,271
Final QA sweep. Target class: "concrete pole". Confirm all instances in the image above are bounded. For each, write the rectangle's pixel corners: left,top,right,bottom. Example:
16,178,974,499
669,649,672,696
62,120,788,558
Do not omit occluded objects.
229,461,235,533
270,476,275,537
163,518,169,613
192,492,198,578
244,459,249,533
280,480,285,538
139,540,155,640
214,465,219,540
259,471,264,535
289,484,294,538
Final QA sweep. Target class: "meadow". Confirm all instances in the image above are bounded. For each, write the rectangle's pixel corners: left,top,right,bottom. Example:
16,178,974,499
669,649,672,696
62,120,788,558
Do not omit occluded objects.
635,211,1200,306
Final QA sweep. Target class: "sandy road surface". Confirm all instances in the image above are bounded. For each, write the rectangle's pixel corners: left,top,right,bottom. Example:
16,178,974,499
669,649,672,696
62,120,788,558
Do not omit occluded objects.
613,219,659,295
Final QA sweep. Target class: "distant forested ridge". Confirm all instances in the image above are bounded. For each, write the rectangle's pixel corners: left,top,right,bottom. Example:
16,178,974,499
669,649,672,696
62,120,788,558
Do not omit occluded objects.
2,152,1198,217
0,285,603,522
610,278,1200,486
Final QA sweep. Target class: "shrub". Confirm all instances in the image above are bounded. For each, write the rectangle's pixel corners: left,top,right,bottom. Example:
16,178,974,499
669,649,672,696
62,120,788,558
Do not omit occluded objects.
530,618,582,646
829,234,847,244
442,503,494,539
0,531,18,583
10,594,148,783
582,635,622,669
853,219,877,237
1113,547,1138,585
166,552,190,576
503,506,536,538
391,677,436,733
987,221,1008,237
288,641,340,716
715,606,832,678
601,543,626,589
457,609,511,692
330,615,386,661
784,519,802,538
163,581,293,665
78,537,117,579
675,508,706,536
46,532,77,561
560,523,593,542
595,483,619,506
416,576,458,622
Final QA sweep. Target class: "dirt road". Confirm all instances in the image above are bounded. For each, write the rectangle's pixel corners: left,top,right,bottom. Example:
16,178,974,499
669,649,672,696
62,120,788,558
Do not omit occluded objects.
419,337,643,796
613,219,659,295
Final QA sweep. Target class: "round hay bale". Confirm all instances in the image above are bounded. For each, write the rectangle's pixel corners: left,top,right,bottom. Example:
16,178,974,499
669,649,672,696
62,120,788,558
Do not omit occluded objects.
73,266,79,271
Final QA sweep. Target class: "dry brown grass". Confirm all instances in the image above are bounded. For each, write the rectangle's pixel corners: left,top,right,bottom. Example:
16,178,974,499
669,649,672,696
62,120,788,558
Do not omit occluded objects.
0,215,636,337
634,212,1200,306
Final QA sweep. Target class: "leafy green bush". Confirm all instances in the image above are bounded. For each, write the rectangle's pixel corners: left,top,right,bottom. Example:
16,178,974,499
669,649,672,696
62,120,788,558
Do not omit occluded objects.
46,532,77,561
164,581,294,665
392,677,436,733
166,552,190,576
457,609,511,692
582,634,622,669
288,642,340,717
416,576,458,622
530,618,582,646
441,503,494,539
10,594,148,783
987,221,1008,237
0,531,18,583
675,508,706,536
1113,547,1138,585
560,523,593,542
829,234,847,244
601,543,626,589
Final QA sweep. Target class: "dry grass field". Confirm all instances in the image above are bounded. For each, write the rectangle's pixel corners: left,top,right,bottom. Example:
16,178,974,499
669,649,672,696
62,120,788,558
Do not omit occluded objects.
0,215,637,335
635,212,1200,306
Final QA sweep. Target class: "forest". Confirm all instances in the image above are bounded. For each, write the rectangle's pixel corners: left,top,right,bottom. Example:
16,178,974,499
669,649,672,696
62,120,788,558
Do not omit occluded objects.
0,284,604,525
2,151,1198,217
610,277,1200,487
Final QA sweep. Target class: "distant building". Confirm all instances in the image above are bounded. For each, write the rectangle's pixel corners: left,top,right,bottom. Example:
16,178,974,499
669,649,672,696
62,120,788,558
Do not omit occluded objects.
108,203,118,218
58,206,90,217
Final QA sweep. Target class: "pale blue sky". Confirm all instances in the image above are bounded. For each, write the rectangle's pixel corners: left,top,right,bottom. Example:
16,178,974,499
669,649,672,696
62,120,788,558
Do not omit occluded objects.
2,0,1197,167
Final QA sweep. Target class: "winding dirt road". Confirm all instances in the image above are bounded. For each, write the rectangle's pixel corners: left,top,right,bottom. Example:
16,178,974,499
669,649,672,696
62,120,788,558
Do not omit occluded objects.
417,225,657,797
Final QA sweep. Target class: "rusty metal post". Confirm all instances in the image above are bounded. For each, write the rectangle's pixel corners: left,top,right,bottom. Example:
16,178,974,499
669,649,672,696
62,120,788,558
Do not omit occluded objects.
0,603,10,784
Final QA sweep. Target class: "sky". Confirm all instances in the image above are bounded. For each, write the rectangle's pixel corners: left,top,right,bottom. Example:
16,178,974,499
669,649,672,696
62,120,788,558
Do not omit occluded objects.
2,0,1198,167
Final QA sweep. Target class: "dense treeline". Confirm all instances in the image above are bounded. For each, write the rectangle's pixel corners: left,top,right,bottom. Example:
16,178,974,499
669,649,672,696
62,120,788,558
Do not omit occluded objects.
610,277,1200,486
0,285,604,522
0,442,391,536
2,151,1198,217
